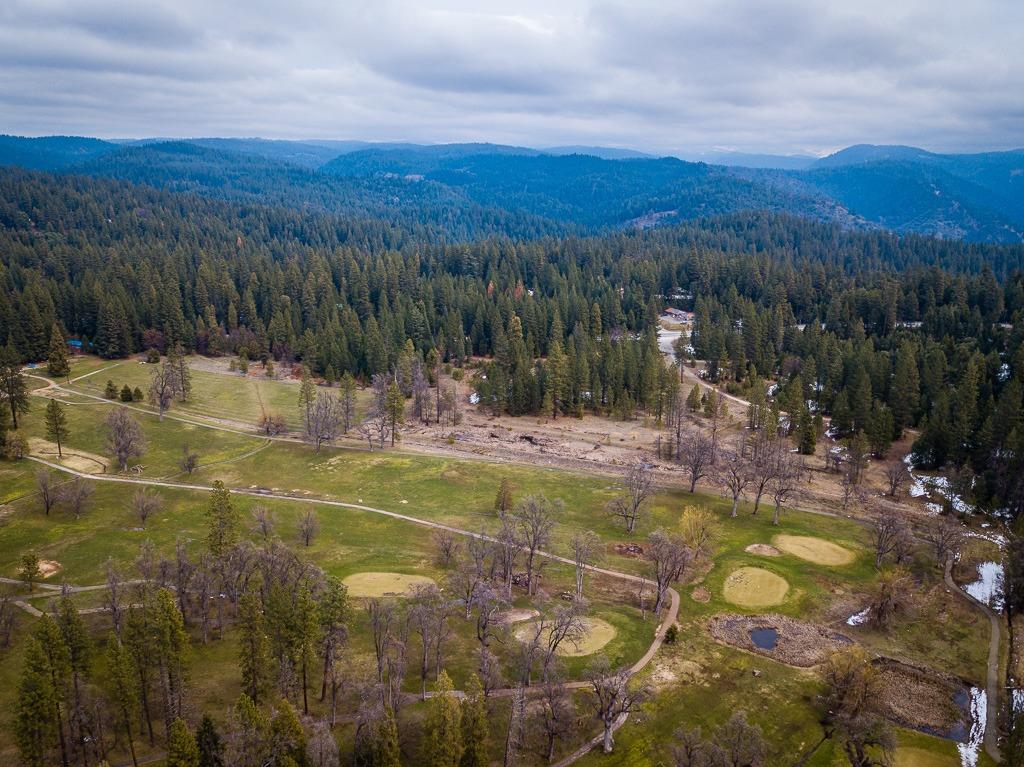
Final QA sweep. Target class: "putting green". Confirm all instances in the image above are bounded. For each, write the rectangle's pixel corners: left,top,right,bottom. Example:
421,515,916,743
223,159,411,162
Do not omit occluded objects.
722,567,789,608
341,572,436,598
773,534,855,566
514,617,617,656
893,747,958,767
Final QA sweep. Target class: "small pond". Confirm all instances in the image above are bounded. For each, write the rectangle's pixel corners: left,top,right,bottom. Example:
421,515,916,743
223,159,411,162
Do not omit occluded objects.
750,627,778,650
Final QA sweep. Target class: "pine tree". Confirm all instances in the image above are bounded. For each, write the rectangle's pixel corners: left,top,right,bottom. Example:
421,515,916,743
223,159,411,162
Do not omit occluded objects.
15,637,59,767
371,705,401,767
494,478,514,515
120,384,134,402
460,674,488,767
298,367,316,434
166,718,200,767
385,381,405,447
686,384,702,412
195,715,224,767
237,589,271,704
866,401,895,458
797,405,816,455
104,380,118,399
0,342,30,429
32,615,72,767
47,324,70,379
44,399,69,458
890,343,920,434
269,699,307,766
423,670,463,767
205,480,238,558
104,636,140,767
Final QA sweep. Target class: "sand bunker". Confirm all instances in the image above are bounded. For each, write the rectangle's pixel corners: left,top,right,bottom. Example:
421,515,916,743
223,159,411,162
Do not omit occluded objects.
744,544,781,557
773,535,854,566
707,614,852,667
514,617,617,657
38,560,61,578
342,572,435,598
496,608,539,624
29,438,108,474
722,567,789,608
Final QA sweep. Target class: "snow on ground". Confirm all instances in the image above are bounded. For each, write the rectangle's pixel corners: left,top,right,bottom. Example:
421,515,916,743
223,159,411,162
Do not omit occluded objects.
957,687,986,767
964,561,1004,611
1013,688,1024,714
846,607,870,626
902,454,974,514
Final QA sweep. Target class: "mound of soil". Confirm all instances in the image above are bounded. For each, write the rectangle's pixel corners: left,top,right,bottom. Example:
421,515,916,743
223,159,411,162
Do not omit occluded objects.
873,658,970,740
707,614,852,667
691,586,711,603
744,544,782,557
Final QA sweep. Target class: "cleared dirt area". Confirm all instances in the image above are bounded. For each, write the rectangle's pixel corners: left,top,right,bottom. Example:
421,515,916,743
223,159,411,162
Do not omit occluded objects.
707,614,852,667
496,608,539,624
721,567,789,608
341,572,435,598
514,617,617,657
39,560,61,578
29,438,108,474
874,658,970,740
772,534,855,566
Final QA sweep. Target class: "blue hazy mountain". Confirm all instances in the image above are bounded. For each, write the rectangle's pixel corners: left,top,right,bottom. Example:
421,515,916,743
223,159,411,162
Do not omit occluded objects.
0,135,1021,242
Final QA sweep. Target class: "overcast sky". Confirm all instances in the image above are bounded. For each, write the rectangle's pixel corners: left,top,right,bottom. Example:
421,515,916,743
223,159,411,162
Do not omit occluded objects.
1,0,1021,156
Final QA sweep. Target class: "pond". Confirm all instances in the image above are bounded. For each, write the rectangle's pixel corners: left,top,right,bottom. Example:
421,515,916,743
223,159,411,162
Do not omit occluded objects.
750,627,778,650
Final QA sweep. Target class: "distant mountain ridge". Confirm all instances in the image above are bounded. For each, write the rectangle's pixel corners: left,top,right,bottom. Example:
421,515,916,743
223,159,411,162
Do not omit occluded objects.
0,135,1022,243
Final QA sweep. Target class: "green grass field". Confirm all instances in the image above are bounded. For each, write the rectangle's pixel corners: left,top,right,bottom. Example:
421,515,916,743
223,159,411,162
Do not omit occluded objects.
0,358,996,767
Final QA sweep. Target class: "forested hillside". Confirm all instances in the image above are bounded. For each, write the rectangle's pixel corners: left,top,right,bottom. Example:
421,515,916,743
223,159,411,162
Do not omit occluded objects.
1,166,1023,516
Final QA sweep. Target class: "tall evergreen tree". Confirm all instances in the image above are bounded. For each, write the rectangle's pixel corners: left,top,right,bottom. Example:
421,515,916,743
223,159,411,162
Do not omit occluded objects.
166,718,200,767
0,342,30,430
47,324,70,379
44,399,69,458
423,670,463,767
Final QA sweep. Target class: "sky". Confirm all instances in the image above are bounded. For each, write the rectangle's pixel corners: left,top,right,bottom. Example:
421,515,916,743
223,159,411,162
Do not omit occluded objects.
0,0,1021,156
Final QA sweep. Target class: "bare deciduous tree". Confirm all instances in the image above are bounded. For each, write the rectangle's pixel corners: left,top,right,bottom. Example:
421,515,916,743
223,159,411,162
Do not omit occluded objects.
106,406,146,472
717,450,752,518
132,487,163,529
148,359,182,420
471,580,507,647
36,469,59,515
607,460,653,533
925,518,964,566
587,656,647,754
251,504,275,541
298,509,319,547
306,391,343,453
257,412,286,436
433,530,460,567
884,460,911,500
538,667,575,762
747,432,778,515
646,529,692,615
872,516,912,568
60,476,93,519
180,444,199,475
679,430,714,493
867,568,913,630
514,494,559,595
541,600,588,682
571,530,602,599
769,449,803,526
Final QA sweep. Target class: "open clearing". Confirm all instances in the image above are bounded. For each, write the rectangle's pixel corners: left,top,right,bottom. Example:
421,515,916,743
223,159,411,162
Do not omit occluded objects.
721,567,789,608
341,571,435,597
515,617,617,656
772,534,855,566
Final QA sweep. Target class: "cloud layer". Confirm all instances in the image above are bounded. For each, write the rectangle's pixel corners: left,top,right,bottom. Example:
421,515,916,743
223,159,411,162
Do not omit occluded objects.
1,0,1021,154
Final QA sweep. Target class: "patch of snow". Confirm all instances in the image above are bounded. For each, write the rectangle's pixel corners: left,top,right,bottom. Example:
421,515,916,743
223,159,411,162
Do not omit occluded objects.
766,383,779,397
964,561,1004,611
999,363,1011,382
846,607,870,626
1013,688,1024,714
957,687,986,767
468,392,480,405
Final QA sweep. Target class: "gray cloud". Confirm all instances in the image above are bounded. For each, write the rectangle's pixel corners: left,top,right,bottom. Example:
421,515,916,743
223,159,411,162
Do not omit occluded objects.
0,0,1020,154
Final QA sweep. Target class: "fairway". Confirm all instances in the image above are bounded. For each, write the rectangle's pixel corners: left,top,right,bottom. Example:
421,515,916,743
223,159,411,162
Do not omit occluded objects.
722,567,790,608
341,571,436,597
773,534,855,566
515,617,618,656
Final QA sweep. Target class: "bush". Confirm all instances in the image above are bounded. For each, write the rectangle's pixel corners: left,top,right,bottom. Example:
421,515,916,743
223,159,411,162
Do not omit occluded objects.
4,432,29,460
145,348,160,364
120,384,134,402
133,387,145,402
664,624,678,644
451,368,464,382
104,380,118,399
